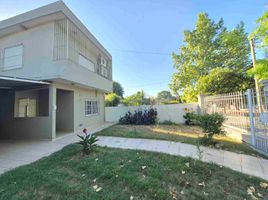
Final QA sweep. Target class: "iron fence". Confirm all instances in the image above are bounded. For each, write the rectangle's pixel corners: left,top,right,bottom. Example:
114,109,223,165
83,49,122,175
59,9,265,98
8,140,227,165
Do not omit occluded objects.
202,87,268,154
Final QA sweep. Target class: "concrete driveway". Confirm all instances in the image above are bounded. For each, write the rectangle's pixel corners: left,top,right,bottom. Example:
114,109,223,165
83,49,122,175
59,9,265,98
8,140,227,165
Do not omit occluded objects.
0,123,114,174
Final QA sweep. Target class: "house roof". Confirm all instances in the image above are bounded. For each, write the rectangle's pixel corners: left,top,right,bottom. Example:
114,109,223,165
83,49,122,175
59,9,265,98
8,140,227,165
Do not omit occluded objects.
0,76,50,89
0,1,112,59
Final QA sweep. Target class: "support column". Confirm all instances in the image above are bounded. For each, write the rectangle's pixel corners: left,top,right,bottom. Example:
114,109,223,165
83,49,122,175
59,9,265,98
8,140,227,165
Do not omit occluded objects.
49,84,57,140
197,94,205,114
246,89,256,146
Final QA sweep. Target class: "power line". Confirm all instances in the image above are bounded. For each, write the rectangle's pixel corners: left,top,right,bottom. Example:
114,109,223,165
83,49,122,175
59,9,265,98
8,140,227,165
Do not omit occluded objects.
110,49,172,56
125,81,169,88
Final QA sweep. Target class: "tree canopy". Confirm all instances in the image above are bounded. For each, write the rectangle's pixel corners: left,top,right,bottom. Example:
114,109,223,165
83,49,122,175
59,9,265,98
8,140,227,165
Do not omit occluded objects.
197,68,254,95
113,81,124,97
122,90,151,106
170,13,251,102
105,93,121,107
156,90,175,101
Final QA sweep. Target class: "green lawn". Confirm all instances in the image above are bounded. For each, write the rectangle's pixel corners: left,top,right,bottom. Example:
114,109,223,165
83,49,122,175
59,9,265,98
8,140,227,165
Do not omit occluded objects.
0,144,268,200
97,124,266,158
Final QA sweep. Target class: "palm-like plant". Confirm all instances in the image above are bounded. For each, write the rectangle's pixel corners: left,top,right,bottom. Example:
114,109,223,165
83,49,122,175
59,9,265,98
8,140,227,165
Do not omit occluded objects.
77,128,98,155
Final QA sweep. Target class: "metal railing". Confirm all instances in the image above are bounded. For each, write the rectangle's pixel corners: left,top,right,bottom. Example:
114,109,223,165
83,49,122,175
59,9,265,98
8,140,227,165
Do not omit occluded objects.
202,87,268,154
203,91,250,130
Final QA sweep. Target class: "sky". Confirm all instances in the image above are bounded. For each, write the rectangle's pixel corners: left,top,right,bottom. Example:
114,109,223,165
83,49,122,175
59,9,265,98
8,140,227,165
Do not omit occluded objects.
0,0,267,96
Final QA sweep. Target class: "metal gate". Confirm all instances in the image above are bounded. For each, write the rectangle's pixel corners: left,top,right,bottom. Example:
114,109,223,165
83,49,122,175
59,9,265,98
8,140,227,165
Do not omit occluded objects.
202,83,268,154
247,87,268,153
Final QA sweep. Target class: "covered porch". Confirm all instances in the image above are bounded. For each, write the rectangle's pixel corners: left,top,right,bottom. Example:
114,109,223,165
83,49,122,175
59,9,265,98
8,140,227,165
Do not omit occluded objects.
0,76,56,140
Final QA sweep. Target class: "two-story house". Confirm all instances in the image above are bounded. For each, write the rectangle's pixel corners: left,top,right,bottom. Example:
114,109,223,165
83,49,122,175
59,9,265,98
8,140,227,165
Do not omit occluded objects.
0,1,112,140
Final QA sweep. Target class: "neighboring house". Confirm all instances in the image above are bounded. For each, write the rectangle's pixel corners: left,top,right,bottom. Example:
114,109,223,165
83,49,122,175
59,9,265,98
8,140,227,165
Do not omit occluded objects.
0,1,112,140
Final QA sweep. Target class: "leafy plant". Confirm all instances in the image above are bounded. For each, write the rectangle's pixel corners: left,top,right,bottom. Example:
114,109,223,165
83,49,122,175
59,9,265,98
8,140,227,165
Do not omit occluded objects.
119,108,158,125
198,113,225,145
183,108,199,125
77,128,98,155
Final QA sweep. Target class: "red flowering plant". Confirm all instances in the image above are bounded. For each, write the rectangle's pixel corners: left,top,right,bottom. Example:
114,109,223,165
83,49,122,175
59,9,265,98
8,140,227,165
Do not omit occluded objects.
77,128,98,155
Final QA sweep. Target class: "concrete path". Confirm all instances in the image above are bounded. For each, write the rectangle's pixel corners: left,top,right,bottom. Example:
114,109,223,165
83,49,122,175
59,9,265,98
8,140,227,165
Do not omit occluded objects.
1,130,268,181
0,123,114,175
97,137,268,181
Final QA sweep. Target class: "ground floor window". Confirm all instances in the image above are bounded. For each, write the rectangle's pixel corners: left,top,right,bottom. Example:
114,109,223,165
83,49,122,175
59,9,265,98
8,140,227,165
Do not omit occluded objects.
18,98,37,117
85,100,99,116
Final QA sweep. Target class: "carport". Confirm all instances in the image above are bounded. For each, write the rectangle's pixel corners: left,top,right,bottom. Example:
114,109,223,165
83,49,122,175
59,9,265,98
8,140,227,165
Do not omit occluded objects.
0,76,53,140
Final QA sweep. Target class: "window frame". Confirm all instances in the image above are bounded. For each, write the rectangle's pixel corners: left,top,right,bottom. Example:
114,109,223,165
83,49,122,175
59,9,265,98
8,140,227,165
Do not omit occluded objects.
78,53,95,72
3,44,24,71
85,99,100,116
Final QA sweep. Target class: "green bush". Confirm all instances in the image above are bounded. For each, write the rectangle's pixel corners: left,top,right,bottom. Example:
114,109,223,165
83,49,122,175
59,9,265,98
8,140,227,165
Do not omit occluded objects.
158,120,177,125
119,108,158,125
198,113,225,145
105,93,121,107
183,109,199,125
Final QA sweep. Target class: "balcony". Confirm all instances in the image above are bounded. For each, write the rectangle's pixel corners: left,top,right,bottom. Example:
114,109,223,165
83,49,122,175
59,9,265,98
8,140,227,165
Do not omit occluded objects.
53,19,112,81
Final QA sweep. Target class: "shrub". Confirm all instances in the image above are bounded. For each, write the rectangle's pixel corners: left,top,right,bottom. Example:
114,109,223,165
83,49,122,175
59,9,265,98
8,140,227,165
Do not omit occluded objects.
119,108,157,125
77,128,98,155
183,108,199,125
158,120,177,125
105,93,121,107
198,113,225,145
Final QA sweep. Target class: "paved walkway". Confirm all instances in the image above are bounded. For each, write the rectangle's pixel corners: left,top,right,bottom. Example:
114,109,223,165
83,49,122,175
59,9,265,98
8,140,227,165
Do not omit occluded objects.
1,129,268,181
0,123,114,175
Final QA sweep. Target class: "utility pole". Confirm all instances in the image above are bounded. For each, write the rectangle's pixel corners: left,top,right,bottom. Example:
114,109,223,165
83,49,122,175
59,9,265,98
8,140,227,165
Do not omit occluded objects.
249,38,262,112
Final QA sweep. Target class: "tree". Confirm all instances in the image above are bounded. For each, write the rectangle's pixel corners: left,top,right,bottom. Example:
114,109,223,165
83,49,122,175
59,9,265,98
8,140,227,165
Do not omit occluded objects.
157,90,175,101
122,90,151,106
170,13,251,102
249,11,268,80
113,81,124,97
197,68,254,95
105,93,121,107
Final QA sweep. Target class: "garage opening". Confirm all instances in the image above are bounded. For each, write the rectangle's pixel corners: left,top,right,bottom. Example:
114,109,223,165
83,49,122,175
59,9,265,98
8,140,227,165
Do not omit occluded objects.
56,89,74,137
0,76,51,140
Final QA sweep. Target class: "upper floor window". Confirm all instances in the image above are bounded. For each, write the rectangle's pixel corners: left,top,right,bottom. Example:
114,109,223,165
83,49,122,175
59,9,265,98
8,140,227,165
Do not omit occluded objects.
100,57,108,78
79,54,95,72
3,44,23,70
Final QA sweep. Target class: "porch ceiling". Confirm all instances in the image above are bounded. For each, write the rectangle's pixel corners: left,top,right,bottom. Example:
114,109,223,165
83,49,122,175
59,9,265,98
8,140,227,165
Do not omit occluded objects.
0,76,50,89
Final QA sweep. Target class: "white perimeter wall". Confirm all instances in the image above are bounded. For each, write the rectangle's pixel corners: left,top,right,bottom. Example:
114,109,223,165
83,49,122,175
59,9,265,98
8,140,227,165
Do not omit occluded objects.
105,104,199,124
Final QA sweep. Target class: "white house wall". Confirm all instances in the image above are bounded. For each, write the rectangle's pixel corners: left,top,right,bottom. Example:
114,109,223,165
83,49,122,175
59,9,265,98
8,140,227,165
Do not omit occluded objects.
53,82,105,134
0,23,63,80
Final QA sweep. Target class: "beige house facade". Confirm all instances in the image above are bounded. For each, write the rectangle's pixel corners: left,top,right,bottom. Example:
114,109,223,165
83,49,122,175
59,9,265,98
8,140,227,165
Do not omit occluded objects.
0,1,112,140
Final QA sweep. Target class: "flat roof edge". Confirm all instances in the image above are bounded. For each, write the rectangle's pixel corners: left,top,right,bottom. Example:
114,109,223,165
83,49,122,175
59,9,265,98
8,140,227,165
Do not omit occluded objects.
0,1,112,59
0,76,50,85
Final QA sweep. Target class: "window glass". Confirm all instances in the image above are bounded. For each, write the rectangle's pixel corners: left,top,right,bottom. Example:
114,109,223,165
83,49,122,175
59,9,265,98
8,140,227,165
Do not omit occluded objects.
85,100,99,115
4,45,23,70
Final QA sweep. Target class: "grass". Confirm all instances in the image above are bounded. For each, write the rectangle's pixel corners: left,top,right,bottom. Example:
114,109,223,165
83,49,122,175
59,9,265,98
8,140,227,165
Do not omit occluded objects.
97,124,267,158
0,144,268,200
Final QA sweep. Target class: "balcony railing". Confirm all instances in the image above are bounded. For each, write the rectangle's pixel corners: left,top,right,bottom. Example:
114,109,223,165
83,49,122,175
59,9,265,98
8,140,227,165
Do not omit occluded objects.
53,19,112,80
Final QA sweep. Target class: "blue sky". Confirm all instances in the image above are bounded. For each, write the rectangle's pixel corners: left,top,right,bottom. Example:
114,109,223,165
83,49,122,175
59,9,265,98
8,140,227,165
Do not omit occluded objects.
0,0,267,96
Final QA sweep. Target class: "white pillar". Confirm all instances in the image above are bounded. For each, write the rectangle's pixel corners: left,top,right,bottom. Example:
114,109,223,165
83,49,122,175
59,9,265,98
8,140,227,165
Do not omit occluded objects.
197,94,205,113
49,84,57,139
246,89,256,146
